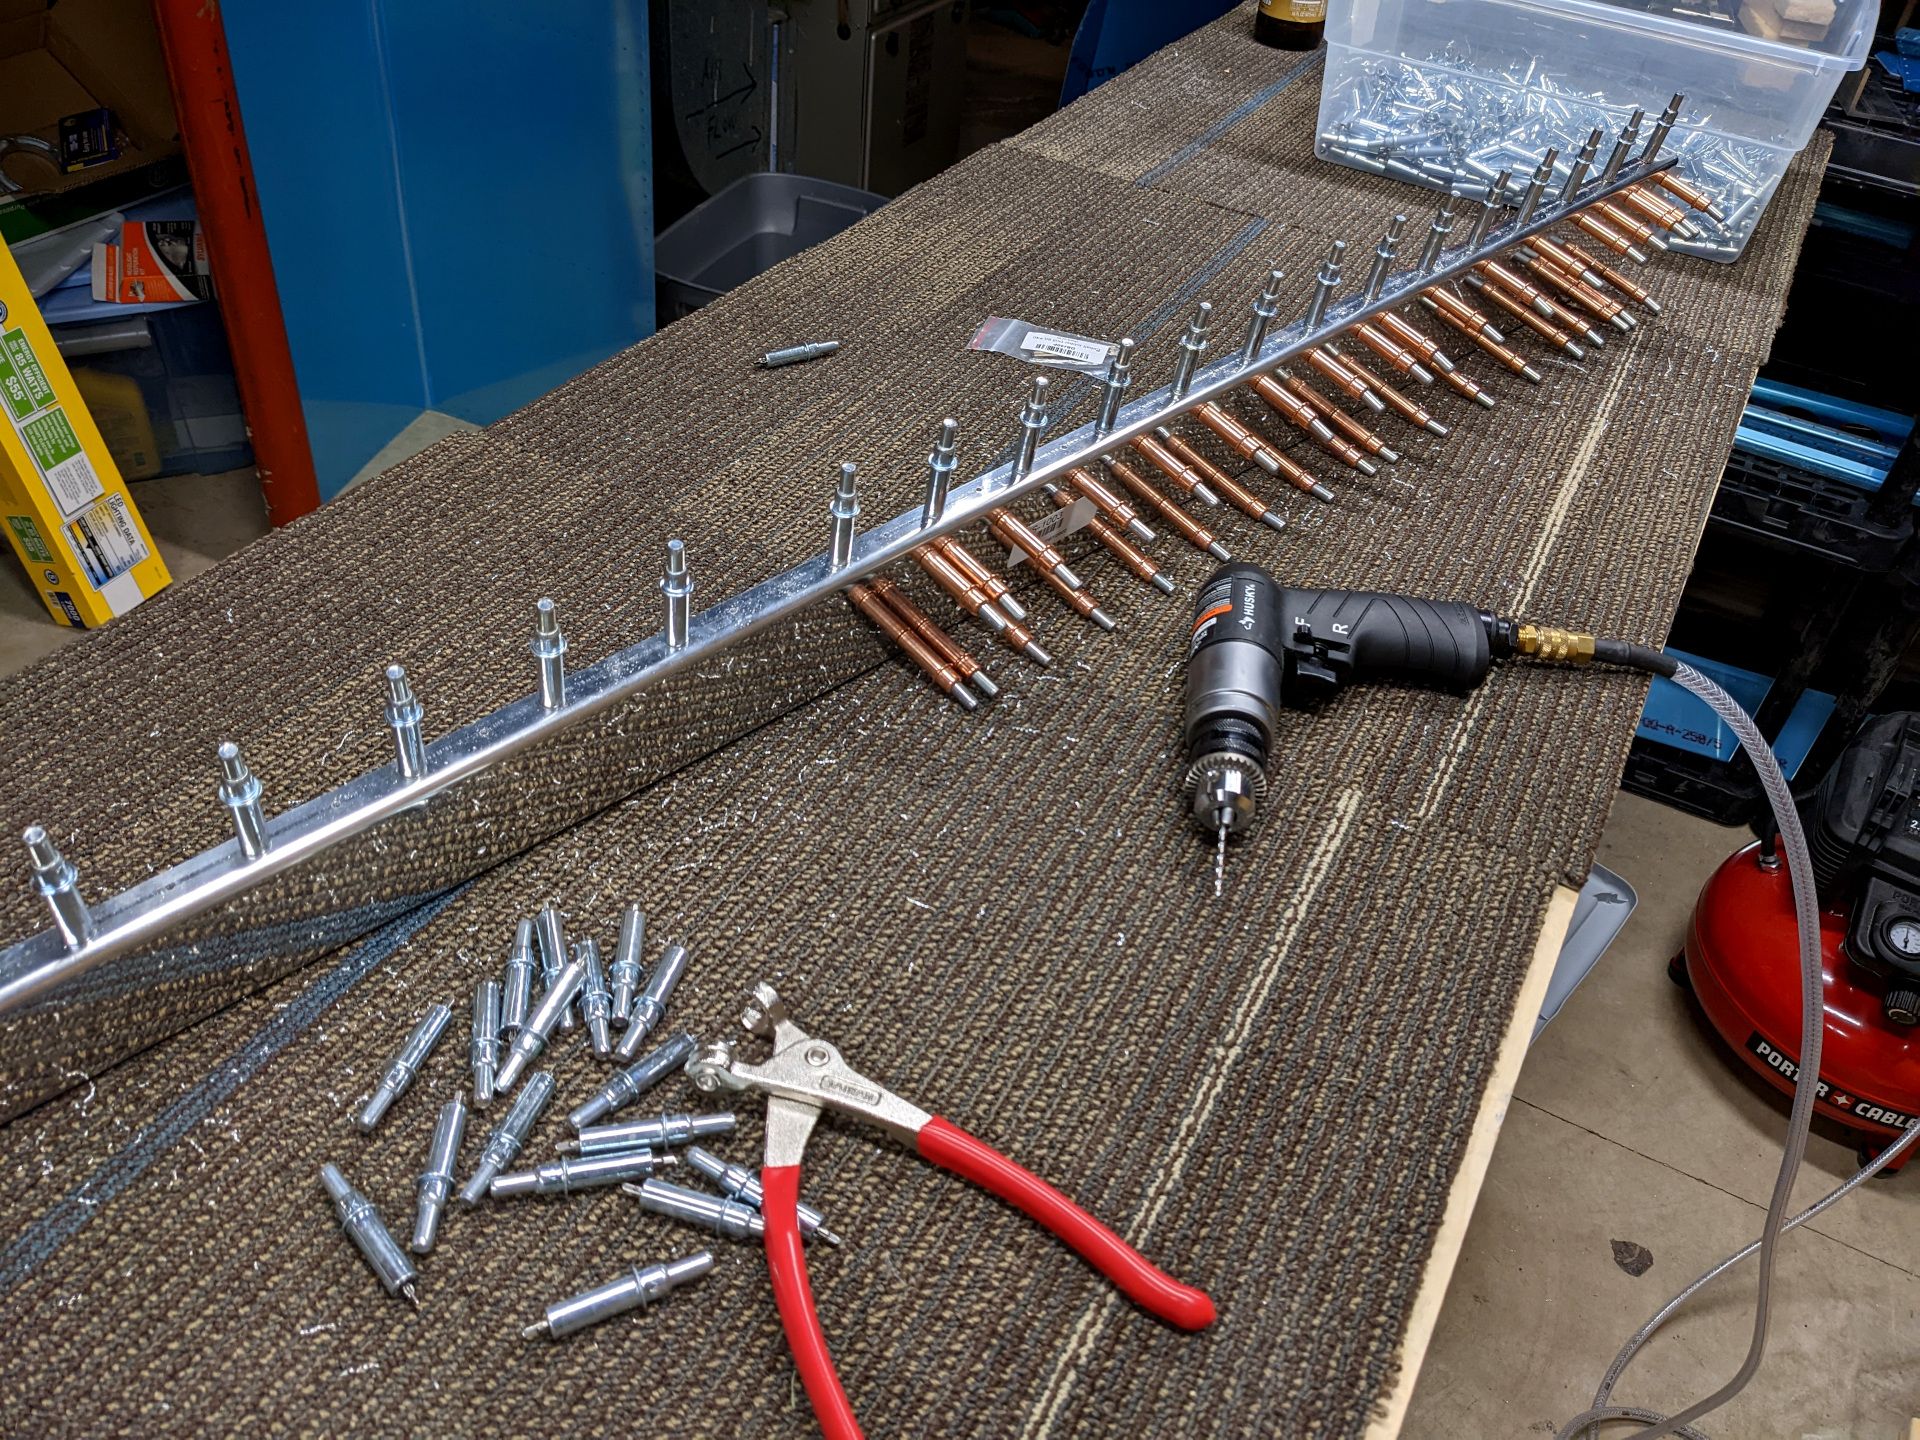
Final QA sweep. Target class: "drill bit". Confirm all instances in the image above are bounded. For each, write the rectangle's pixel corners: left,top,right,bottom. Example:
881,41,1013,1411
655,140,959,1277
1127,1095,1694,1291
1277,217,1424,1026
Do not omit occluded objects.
320,1162,418,1305
470,978,502,1108
1157,422,1329,508
491,1147,678,1198
1352,322,1436,385
357,1001,454,1133
533,903,576,1034
1107,458,1233,561
563,1110,737,1155
1047,485,1174,595
1058,465,1154,542
1214,820,1227,899
847,581,980,710
411,1092,468,1254
575,938,614,1059
531,597,567,710
459,1070,555,1205
869,575,1000,698
570,1029,701,1130
215,742,267,859
1125,432,1222,506
616,942,690,1061
984,508,1083,591
1189,403,1317,519
501,918,536,1042
684,1145,843,1245
609,903,645,1024
1325,347,1450,436
522,1252,714,1341
494,958,584,1095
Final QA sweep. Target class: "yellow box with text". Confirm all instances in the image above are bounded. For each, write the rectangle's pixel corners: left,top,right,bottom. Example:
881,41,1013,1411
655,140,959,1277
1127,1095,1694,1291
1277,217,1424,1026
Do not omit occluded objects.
0,240,169,627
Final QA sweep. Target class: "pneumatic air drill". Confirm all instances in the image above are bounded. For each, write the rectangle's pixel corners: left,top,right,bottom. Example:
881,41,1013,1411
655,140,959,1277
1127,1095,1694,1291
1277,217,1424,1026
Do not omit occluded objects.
1182,563,1617,893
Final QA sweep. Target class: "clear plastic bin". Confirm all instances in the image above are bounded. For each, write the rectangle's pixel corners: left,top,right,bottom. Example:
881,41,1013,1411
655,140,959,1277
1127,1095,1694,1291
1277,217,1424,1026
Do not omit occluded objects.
1316,0,1880,259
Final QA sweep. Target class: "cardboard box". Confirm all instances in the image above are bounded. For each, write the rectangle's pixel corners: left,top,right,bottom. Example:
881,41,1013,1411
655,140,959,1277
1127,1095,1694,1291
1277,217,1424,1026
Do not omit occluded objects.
0,0,179,230
0,230,169,626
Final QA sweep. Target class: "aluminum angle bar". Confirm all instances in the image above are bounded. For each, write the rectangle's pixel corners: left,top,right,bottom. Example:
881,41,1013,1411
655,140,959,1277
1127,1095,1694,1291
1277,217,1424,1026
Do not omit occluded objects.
0,153,1676,1017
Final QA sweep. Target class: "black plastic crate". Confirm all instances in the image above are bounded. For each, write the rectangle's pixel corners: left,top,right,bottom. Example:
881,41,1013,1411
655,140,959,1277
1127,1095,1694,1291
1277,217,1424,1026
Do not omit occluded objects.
1711,445,1913,569
1621,738,1766,828
1825,59,1920,200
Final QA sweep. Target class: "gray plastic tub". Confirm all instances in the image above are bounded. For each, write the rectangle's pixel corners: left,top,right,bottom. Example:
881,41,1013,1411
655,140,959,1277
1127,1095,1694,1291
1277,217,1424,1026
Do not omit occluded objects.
654,173,887,323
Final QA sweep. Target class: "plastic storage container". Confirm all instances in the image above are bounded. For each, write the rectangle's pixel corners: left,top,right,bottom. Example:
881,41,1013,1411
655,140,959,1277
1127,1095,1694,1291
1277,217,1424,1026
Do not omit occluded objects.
1316,0,1880,259
654,173,887,323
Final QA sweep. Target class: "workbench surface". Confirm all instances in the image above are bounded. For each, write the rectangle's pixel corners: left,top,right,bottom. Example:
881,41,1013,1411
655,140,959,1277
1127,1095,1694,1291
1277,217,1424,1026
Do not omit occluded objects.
0,9,1822,1436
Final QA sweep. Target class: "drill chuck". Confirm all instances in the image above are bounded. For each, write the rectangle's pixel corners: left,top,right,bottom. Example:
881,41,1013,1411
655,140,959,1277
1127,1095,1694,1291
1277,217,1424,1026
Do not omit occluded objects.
1182,564,1503,843
1182,565,1286,840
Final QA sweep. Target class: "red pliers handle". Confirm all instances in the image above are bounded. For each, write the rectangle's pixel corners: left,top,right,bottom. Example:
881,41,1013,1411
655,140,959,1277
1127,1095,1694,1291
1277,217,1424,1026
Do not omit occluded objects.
767,1118,1214,1440
688,985,1215,1440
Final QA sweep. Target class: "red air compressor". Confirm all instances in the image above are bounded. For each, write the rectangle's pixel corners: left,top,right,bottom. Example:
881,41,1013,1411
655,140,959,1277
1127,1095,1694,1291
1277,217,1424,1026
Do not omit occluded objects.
1674,712,1920,1173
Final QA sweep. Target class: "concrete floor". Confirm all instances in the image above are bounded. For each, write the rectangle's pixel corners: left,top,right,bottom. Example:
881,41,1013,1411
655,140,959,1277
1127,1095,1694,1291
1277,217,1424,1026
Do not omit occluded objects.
2,469,1913,1434
1404,793,1920,1438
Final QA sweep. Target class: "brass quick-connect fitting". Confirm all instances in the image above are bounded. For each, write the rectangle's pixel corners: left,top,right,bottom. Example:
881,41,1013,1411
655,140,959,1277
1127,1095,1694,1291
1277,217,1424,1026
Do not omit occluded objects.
1516,625,1598,664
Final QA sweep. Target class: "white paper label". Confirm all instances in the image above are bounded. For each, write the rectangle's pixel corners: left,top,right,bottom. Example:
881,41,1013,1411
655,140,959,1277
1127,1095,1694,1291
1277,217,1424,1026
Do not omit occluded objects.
1020,331,1112,367
66,493,148,589
1005,496,1096,569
